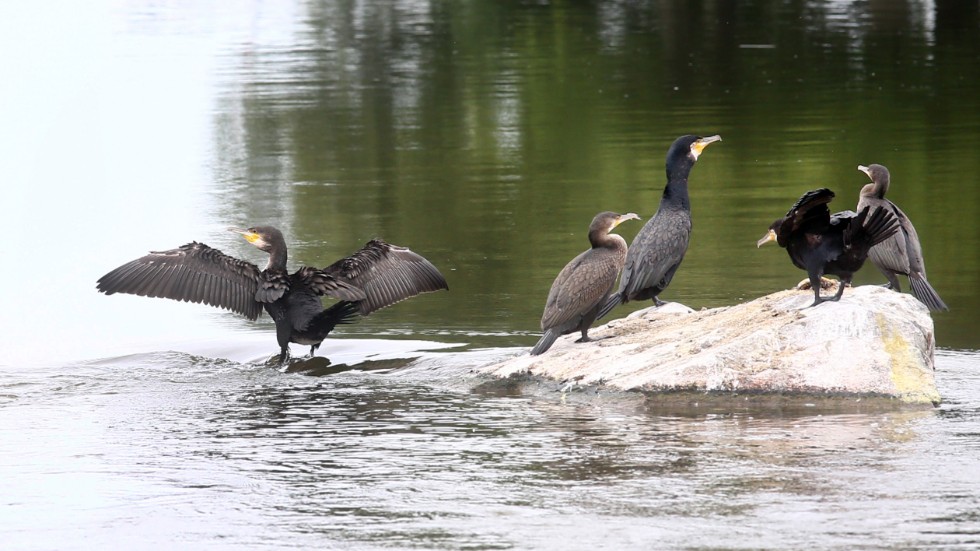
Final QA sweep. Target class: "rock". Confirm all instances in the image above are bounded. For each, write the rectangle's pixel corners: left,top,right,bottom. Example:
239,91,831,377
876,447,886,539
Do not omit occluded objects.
482,284,940,405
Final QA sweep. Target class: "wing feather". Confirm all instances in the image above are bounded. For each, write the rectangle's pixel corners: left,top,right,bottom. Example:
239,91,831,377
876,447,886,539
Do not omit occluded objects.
541,248,622,331
96,242,264,320
323,239,449,315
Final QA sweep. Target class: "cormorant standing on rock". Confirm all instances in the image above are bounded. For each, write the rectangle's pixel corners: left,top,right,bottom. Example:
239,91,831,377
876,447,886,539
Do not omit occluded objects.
97,226,448,363
757,188,899,307
531,212,640,356
857,164,947,312
597,134,721,319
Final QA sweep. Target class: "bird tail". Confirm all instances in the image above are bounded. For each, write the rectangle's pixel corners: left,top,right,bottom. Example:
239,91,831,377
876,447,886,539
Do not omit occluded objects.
595,293,622,321
908,274,949,312
530,329,560,356
862,206,900,247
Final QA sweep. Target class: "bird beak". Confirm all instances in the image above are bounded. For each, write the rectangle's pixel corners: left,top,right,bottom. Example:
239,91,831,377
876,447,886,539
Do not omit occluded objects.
757,229,777,248
691,135,722,159
857,165,872,179
612,213,641,228
228,227,261,244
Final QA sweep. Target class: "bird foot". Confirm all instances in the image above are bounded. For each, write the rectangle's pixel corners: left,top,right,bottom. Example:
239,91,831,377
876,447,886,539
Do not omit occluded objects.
574,336,594,343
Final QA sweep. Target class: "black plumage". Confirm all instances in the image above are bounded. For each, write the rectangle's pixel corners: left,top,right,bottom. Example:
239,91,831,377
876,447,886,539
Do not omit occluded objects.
531,212,640,356
757,188,899,307
97,226,448,363
597,134,721,319
857,164,947,312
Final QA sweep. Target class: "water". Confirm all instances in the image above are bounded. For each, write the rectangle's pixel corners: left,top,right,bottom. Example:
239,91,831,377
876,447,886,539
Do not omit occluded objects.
2,1,979,549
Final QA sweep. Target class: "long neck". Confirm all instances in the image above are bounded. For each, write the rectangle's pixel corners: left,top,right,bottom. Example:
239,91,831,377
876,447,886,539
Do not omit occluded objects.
871,175,889,199
661,158,694,211
265,240,288,271
589,230,627,251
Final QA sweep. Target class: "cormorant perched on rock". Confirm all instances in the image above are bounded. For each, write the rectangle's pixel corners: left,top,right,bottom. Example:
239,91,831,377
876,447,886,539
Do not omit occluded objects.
597,134,721,319
857,164,948,312
757,188,899,307
97,226,448,363
531,211,640,356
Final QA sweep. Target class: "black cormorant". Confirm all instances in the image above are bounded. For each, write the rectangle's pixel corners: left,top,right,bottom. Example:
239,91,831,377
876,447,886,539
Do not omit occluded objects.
757,188,899,307
597,134,721,319
857,164,948,312
531,211,641,356
97,226,448,363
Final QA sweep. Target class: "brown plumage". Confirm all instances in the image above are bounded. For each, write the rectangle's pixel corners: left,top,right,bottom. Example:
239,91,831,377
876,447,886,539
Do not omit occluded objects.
97,226,448,363
531,212,640,355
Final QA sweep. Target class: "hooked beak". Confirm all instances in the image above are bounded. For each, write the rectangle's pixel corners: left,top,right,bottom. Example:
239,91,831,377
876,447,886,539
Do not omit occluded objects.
612,212,641,229
757,228,777,248
691,135,722,159
857,165,872,179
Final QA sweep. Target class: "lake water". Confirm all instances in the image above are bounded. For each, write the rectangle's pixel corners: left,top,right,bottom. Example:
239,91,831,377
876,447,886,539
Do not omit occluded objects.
1,1,979,549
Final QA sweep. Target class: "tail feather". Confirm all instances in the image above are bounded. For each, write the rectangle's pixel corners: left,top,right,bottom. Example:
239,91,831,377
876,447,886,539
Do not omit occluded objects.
530,329,560,356
595,293,622,321
863,206,900,248
909,274,949,312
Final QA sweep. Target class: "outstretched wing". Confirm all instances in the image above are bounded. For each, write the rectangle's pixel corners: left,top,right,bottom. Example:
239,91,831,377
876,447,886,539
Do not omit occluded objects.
96,242,264,320
783,188,834,234
294,266,366,302
323,239,448,315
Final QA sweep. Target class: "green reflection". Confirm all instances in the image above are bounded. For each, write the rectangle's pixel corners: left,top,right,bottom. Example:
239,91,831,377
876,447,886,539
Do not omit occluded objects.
211,0,980,350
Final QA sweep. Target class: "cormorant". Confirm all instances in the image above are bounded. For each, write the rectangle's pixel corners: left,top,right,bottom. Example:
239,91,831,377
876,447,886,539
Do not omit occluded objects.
857,164,948,312
531,211,641,356
597,134,721,319
757,188,899,307
97,226,448,363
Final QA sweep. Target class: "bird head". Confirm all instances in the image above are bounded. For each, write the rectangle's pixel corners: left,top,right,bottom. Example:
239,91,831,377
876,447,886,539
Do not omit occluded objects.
229,226,284,253
757,220,781,248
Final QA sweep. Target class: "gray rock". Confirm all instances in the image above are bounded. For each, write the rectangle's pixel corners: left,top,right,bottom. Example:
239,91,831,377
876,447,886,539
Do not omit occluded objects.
482,284,939,405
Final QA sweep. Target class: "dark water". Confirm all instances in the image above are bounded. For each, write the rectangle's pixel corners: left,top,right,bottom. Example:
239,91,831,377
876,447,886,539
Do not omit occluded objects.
2,1,979,549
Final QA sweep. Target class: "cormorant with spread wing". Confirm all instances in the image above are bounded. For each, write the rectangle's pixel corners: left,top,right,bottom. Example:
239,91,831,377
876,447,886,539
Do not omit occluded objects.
97,226,448,363
597,134,721,319
757,188,899,307
857,164,947,312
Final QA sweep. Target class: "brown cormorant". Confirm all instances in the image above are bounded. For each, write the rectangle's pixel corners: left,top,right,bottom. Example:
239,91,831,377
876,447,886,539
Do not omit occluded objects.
757,188,899,307
531,211,641,356
857,164,948,312
597,134,721,319
97,226,448,363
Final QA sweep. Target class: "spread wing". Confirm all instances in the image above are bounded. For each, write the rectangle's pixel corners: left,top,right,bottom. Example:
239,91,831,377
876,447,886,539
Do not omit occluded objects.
96,242,264,320
323,239,449,315
783,188,834,235
294,266,366,302
541,248,622,331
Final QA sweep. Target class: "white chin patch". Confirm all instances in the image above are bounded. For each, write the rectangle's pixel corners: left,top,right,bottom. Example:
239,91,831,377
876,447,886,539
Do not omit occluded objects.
690,145,701,160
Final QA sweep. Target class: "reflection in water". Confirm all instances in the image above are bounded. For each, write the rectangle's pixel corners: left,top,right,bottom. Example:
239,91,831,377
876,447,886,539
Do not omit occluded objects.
209,0,980,350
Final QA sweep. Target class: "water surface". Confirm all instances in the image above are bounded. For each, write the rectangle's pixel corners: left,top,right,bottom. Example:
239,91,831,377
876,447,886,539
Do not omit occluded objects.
1,1,979,549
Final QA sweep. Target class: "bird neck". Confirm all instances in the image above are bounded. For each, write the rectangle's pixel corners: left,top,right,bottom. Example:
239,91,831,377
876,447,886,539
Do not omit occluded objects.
660,171,691,211
589,230,626,251
872,177,889,199
266,248,288,271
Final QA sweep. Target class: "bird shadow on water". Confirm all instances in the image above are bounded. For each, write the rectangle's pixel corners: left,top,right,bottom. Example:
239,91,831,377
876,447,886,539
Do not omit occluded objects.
278,355,416,377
